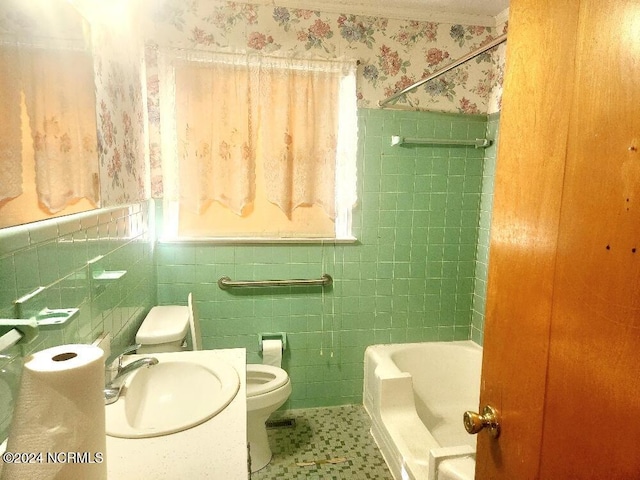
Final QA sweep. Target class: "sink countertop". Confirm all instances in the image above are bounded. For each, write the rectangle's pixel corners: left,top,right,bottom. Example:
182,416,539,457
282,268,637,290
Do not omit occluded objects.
106,348,247,479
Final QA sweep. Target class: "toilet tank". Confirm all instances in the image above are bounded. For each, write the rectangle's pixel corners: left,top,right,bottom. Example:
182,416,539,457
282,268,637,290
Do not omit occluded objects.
136,306,190,353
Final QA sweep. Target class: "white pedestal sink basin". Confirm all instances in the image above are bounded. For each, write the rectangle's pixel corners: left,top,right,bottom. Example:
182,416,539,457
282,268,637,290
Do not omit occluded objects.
106,354,240,438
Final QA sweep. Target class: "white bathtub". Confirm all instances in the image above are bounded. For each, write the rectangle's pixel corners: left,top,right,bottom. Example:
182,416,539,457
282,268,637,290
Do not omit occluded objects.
364,341,482,480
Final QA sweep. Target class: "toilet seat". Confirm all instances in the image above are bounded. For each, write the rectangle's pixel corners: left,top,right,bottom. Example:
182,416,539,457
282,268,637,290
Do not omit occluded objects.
246,364,289,397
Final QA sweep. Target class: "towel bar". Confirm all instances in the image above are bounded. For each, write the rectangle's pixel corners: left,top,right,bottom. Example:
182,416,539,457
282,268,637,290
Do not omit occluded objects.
218,274,333,290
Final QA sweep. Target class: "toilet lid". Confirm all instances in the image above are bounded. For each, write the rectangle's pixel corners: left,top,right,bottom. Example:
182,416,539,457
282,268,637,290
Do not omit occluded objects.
136,306,190,344
246,364,289,397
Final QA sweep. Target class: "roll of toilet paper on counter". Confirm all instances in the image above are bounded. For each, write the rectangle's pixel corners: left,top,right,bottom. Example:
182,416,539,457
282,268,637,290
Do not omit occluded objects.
262,339,283,368
2,344,107,480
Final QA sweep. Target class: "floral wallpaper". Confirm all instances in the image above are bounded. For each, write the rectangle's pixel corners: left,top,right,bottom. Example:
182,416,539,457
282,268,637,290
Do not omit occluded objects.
487,18,508,113
143,0,506,197
91,12,150,207
142,0,505,112
1,1,507,208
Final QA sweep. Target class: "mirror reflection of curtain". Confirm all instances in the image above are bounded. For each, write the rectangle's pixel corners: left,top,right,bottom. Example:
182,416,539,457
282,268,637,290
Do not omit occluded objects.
21,48,98,213
0,45,23,203
171,53,357,220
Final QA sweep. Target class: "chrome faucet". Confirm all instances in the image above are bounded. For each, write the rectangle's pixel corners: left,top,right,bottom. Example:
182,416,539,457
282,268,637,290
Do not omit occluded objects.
104,344,158,405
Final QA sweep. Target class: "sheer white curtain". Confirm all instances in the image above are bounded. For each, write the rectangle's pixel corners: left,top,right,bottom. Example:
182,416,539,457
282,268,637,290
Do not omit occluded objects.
174,56,255,215
22,48,98,213
162,51,357,236
255,57,356,219
0,45,23,203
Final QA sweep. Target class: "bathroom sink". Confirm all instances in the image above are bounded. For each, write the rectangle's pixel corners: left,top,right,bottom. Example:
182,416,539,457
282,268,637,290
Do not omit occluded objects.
106,354,240,438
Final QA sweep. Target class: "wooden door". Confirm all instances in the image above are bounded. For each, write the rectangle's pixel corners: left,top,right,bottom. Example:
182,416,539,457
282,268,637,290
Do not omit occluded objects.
476,0,640,478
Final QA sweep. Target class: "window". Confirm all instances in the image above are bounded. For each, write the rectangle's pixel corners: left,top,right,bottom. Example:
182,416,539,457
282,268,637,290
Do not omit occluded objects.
159,52,357,241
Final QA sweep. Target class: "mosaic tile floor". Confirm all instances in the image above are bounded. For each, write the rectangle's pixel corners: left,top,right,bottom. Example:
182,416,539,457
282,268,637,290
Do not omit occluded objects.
251,404,394,480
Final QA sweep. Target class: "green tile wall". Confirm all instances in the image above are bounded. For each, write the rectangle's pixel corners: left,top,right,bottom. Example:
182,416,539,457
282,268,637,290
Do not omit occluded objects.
0,110,500,437
156,108,489,409
471,113,500,345
0,202,156,440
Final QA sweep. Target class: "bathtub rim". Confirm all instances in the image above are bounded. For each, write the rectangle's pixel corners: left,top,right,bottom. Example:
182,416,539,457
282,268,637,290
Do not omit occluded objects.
363,339,483,480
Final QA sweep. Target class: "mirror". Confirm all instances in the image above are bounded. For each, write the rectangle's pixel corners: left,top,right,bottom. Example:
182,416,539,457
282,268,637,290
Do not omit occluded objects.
0,0,99,229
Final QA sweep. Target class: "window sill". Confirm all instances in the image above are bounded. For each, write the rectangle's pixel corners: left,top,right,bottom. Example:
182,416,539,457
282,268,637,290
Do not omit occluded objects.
156,236,358,245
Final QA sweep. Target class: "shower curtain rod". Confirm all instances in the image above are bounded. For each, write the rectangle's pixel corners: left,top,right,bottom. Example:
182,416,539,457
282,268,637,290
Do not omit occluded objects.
378,33,508,107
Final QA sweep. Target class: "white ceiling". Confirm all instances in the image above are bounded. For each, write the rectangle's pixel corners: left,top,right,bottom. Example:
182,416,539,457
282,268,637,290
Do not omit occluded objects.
249,0,509,27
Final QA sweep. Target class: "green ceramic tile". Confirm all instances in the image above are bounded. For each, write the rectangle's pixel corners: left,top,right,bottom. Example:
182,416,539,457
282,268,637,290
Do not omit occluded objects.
195,247,216,266
0,249,16,288
14,247,41,295
363,113,384,136
431,175,448,193
214,247,235,263
232,245,253,262
396,192,413,210
464,174,483,193
447,175,465,192
29,222,59,245
446,192,464,210
416,119,436,137
465,158,484,176
113,110,498,409
431,156,449,175
433,121,452,138
172,245,197,265
453,326,471,340
468,122,487,139
399,118,418,136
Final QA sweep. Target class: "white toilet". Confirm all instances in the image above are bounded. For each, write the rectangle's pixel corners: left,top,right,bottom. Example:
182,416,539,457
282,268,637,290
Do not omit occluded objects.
245,362,292,472
135,294,292,473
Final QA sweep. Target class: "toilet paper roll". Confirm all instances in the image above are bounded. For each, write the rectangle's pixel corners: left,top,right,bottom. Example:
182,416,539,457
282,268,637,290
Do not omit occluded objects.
262,339,282,368
2,344,107,480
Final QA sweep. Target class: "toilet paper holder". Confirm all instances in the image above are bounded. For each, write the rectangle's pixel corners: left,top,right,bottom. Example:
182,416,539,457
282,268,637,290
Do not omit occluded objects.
259,333,287,352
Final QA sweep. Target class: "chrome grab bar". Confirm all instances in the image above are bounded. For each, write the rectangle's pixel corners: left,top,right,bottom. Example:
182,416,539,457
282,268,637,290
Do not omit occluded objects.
218,274,333,290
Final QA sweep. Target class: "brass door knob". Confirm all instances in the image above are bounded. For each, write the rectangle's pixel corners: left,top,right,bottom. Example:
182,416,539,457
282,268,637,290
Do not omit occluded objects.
463,405,500,438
